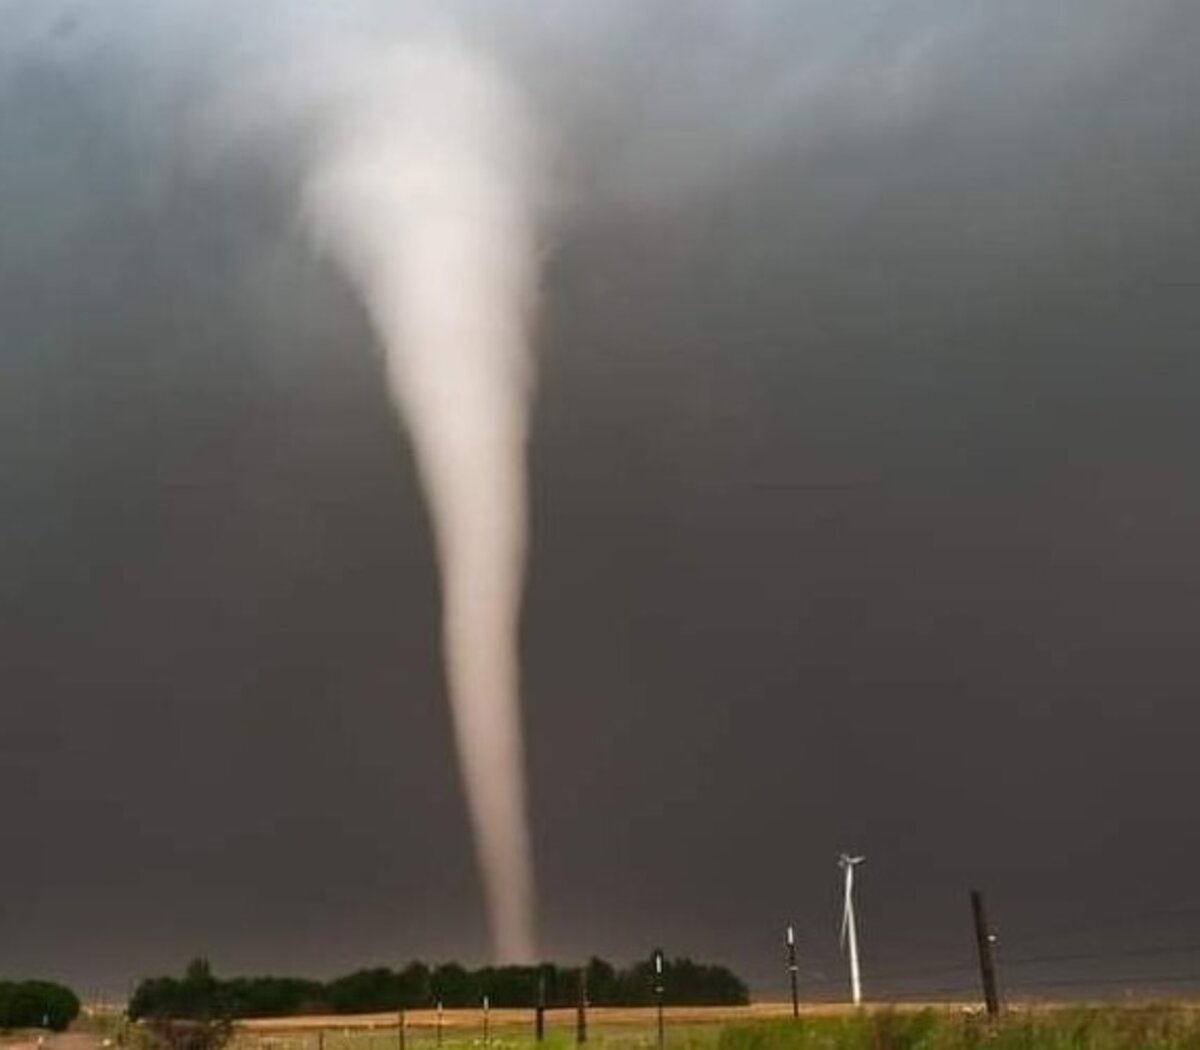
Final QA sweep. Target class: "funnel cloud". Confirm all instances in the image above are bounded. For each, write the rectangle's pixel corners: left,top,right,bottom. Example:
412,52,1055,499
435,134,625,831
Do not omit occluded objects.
303,37,541,963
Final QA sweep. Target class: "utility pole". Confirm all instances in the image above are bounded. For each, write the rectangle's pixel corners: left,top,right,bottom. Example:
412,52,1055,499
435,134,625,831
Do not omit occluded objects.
535,971,546,1043
653,951,665,1050
786,925,799,1019
576,966,588,1045
970,890,1001,1018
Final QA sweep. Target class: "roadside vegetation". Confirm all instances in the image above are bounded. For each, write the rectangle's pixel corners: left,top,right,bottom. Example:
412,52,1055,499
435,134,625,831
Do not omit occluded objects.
717,1010,1200,1050
0,980,80,1033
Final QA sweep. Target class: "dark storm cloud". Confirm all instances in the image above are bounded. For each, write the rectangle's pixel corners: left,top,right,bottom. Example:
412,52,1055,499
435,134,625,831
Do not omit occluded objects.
2,0,1199,998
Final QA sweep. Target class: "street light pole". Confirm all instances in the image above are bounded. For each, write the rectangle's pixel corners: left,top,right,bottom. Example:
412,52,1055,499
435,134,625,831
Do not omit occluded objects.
786,925,799,1019
654,951,664,1050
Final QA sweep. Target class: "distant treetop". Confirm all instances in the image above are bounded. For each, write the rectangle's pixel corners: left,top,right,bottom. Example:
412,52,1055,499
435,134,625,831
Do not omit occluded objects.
128,955,748,1019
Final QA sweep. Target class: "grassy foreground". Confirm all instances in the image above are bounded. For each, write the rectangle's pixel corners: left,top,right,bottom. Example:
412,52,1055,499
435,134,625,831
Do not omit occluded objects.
223,1009,1200,1050
717,1011,1200,1050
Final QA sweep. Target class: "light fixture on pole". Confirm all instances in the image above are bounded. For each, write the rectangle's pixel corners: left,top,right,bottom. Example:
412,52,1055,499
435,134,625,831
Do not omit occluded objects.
785,925,799,1019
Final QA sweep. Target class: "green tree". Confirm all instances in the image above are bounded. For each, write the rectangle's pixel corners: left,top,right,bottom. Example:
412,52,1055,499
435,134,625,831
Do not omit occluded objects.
0,980,82,1031
429,964,479,1008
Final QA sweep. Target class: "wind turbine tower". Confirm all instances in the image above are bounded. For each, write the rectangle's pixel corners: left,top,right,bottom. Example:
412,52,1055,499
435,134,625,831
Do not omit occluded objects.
839,854,865,1006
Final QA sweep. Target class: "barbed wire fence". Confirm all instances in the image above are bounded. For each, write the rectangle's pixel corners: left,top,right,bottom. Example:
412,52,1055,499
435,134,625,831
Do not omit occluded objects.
756,892,1200,1007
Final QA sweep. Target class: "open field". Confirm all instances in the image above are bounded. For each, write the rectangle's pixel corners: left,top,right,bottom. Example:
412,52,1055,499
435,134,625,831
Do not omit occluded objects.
223,1005,1200,1050
235,1004,978,1034
232,1001,1200,1032
240,1006,808,1032
29,1003,1200,1050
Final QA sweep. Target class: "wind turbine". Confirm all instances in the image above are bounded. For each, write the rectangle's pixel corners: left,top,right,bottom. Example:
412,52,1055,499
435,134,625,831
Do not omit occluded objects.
839,854,865,1006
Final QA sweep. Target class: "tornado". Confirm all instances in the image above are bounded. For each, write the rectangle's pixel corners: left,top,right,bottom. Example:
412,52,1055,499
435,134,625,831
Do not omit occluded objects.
303,37,540,962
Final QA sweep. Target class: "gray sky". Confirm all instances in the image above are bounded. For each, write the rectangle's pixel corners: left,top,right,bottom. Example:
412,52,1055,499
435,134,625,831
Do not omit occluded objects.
2,0,1200,1000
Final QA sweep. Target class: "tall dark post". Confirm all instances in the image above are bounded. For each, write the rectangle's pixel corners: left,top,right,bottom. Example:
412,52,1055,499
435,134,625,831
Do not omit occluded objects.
535,971,546,1043
317,1030,325,1050
786,925,799,1019
483,995,491,1046
398,1010,406,1050
970,890,1001,1018
576,967,588,1045
654,951,665,1050
436,1002,443,1049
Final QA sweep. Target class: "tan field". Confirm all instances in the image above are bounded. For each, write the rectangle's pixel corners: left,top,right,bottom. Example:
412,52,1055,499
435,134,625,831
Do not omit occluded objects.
232,1000,1200,1036
234,1002,980,1033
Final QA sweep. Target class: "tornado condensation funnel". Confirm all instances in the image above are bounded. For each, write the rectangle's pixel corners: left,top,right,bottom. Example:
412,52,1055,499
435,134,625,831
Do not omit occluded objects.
304,37,540,962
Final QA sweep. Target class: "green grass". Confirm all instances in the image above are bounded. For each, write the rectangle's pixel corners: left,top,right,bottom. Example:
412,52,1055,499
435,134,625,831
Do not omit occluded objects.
717,1010,1200,1050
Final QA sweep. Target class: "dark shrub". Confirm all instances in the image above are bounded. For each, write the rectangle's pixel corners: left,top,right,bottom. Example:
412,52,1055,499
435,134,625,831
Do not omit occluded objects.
0,980,81,1031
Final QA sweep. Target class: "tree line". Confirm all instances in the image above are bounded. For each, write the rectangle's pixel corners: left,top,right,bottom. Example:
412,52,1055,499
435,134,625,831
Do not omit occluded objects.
0,980,81,1031
128,955,748,1019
